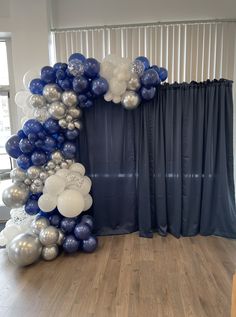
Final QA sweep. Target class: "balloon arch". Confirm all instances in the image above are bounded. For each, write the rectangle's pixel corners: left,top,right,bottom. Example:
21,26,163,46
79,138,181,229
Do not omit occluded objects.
1,53,167,266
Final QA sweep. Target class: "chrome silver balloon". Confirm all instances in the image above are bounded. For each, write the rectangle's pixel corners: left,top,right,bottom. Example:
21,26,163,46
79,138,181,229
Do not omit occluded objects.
127,74,141,91
30,183,43,193
27,166,41,180
51,151,64,164
39,226,59,246
60,162,68,169
48,101,66,120
39,171,48,181
7,233,42,267
121,91,141,110
54,165,61,171
33,107,50,122
48,170,55,176
10,168,26,183
47,161,56,170
31,216,50,235
61,91,78,107
24,178,32,186
66,159,74,166
41,244,59,261
65,115,73,122
58,118,67,129
74,121,82,130
67,122,75,130
2,183,29,208
29,94,46,109
57,229,65,246
68,107,81,119
43,84,62,103
33,178,43,187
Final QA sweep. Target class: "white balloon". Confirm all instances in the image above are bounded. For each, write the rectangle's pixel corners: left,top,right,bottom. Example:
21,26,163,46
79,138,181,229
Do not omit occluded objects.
100,61,115,80
23,68,40,90
68,176,91,196
44,175,66,196
104,91,113,102
113,96,121,104
57,190,85,217
83,194,93,211
38,194,57,212
2,224,22,245
0,232,6,247
56,169,70,178
84,175,92,187
15,90,31,109
109,78,127,96
69,163,86,176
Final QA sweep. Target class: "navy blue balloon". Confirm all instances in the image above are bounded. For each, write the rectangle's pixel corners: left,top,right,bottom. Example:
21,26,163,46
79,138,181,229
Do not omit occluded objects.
91,77,108,96
135,56,150,70
30,193,42,200
63,235,80,253
84,58,100,79
28,133,38,142
29,78,45,95
17,154,31,170
58,78,72,90
65,129,79,140
60,217,77,233
17,129,26,139
56,69,66,80
141,69,160,88
53,62,67,71
140,87,156,100
37,131,46,140
62,142,76,159
19,138,35,153
41,66,56,84
25,199,40,215
140,86,156,100
5,135,22,159
82,235,98,253
43,118,60,134
23,119,43,136
78,94,87,104
44,136,57,151
49,214,62,228
69,53,86,63
151,65,160,75
35,140,44,148
31,150,47,166
72,76,89,94
81,215,94,230
158,67,168,82
80,99,94,108
74,223,91,240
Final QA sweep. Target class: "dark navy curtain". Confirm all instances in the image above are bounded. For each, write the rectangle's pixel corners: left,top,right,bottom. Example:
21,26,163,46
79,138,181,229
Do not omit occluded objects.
78,79,236,238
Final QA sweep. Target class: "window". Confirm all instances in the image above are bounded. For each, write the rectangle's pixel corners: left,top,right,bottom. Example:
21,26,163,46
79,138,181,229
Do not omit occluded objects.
0,40,12,172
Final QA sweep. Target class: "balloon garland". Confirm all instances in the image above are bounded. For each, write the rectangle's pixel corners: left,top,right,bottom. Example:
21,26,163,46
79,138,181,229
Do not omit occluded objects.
1,53,167,267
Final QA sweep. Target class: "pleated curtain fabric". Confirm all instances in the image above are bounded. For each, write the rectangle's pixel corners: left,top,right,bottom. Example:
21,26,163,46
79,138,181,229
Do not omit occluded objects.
78,80,236,238
51,21,236,83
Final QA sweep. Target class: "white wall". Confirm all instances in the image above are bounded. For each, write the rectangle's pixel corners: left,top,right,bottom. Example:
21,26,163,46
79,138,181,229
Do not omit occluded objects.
0,0,50,132
51,0,236,29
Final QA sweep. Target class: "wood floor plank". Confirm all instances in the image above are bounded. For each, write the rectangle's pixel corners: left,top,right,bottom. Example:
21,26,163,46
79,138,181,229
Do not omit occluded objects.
0,233,235,317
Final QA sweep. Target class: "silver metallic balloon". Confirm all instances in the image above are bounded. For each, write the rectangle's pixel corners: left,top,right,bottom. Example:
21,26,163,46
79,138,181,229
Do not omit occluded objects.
54,165,61,172
31,216,50,235
43,84,62,103
33,107,50,122
48,101,66,120
130,60,145,77
66,159,74,166
74,121,82,130
57,229,65,246
121,91,141,110
48,170,55,176
2,183,29,208
27,166,41,180
33,178,43,187
127,74,141,91
41,244,59,261
65,115,73,122
29,94,46,108
24,178,32,186
68,107,81,119
7,233,42,267
39,226,59,246
10,168,26,183
51,151,64,164
30,183,43,193
39,171,49,181
47,161,56,170
60,162,68,169
58,118,67,129
67,122,75,130
62,91,78,107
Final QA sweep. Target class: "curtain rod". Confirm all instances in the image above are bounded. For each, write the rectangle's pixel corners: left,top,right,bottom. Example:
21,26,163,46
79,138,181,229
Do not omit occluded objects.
51,18,236,32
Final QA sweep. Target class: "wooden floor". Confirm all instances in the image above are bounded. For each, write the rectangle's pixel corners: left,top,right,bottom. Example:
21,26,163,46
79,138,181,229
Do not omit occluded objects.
0,233,235,317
